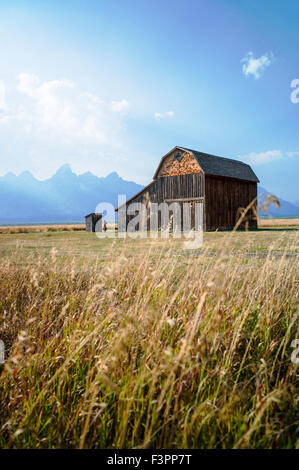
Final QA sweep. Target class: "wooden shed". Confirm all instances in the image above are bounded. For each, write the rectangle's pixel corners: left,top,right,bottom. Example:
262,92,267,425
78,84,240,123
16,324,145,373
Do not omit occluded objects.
85,213,102,232
117,146,259,231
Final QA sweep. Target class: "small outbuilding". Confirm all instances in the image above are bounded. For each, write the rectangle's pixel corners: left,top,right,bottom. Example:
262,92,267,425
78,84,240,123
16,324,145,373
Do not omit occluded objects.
85,213,102,232
117,146,259,231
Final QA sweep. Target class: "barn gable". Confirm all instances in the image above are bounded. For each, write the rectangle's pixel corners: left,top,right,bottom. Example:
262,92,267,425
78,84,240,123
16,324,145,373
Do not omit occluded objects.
155,148,203,178
154,146,259,183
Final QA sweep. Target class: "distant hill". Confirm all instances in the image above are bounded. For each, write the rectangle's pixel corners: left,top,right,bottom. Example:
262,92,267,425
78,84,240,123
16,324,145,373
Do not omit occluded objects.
258,186,299,218
1,167,298,225
0,165,144,224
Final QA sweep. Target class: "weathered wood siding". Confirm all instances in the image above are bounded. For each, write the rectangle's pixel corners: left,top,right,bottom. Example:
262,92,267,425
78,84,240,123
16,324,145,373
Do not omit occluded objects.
122,174,204,231
85,213,102,232
157,150,203,177
120,170,257,232
125,174,204,206
205,176,257,230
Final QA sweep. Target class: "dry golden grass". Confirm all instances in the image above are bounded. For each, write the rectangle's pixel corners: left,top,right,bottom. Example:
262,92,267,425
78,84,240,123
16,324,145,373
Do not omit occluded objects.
1,216,298,235
258,218,299,228
0,224,85,234
0,229,298,449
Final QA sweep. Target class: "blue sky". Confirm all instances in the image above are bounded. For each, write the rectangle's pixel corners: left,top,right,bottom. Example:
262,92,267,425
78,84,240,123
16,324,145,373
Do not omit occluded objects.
0,0,298,201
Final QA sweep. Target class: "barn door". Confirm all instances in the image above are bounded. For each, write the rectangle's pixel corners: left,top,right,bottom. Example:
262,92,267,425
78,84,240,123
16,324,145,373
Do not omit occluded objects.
183,200,196,230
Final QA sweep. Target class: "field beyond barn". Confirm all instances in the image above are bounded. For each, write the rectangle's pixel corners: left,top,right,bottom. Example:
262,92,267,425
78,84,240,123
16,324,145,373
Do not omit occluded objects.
0,228,298,448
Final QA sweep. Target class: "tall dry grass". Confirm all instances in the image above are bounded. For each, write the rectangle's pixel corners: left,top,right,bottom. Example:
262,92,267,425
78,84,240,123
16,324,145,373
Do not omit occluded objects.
0,224,85,234
0,230,298,448
258,218,299,228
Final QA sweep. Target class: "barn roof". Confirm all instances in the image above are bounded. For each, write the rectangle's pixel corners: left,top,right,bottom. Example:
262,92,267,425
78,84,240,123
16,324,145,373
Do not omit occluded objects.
153,146,259,183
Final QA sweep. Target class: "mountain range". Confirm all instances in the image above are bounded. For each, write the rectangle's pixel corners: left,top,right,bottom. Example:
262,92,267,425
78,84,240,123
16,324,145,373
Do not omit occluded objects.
258,187,299,218
0,165,298,224
0,164,143,224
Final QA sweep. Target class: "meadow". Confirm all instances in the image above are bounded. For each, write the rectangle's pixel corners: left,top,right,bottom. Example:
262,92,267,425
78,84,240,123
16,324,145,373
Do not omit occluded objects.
0,226,298,448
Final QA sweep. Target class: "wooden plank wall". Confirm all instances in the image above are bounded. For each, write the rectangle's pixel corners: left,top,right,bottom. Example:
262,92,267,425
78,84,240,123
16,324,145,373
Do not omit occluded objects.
121,173,257,232
123,174,204,230
85,213,102,232
204,176,257,230
156,174,204,201
126,174,204,206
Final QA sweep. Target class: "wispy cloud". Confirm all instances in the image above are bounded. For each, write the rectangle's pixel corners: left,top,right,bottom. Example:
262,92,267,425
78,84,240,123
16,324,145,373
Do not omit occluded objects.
238,150,283,165
8,73,130,145
238,150,299,165
241,52,274,79
111,99,130,112
0,74,132,177
154,110,174,120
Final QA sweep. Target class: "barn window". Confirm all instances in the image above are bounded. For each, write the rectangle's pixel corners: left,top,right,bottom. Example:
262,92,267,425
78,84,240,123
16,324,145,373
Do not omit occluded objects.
174,152,183,163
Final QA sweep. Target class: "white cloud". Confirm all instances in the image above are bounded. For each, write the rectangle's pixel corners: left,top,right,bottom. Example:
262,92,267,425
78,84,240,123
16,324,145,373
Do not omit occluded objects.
17,74,78,134
111,99,130,112
11,73,130,145
241,52,274,79
238,150,283,165
154,110,174,120
0,73,134,177
0,80,6,110
239,150,299,165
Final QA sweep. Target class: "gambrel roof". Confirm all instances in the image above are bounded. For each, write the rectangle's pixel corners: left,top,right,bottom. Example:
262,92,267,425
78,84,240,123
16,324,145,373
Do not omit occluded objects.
153,146,259,183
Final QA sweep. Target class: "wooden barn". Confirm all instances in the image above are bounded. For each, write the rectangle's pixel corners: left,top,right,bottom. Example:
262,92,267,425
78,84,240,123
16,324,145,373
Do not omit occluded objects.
117,146,259,231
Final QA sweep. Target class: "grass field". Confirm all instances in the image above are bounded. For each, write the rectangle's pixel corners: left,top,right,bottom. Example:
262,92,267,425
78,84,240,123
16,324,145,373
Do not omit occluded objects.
0,224,85,234
0,227,298,448
0,217,298,234
259,218,299,228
